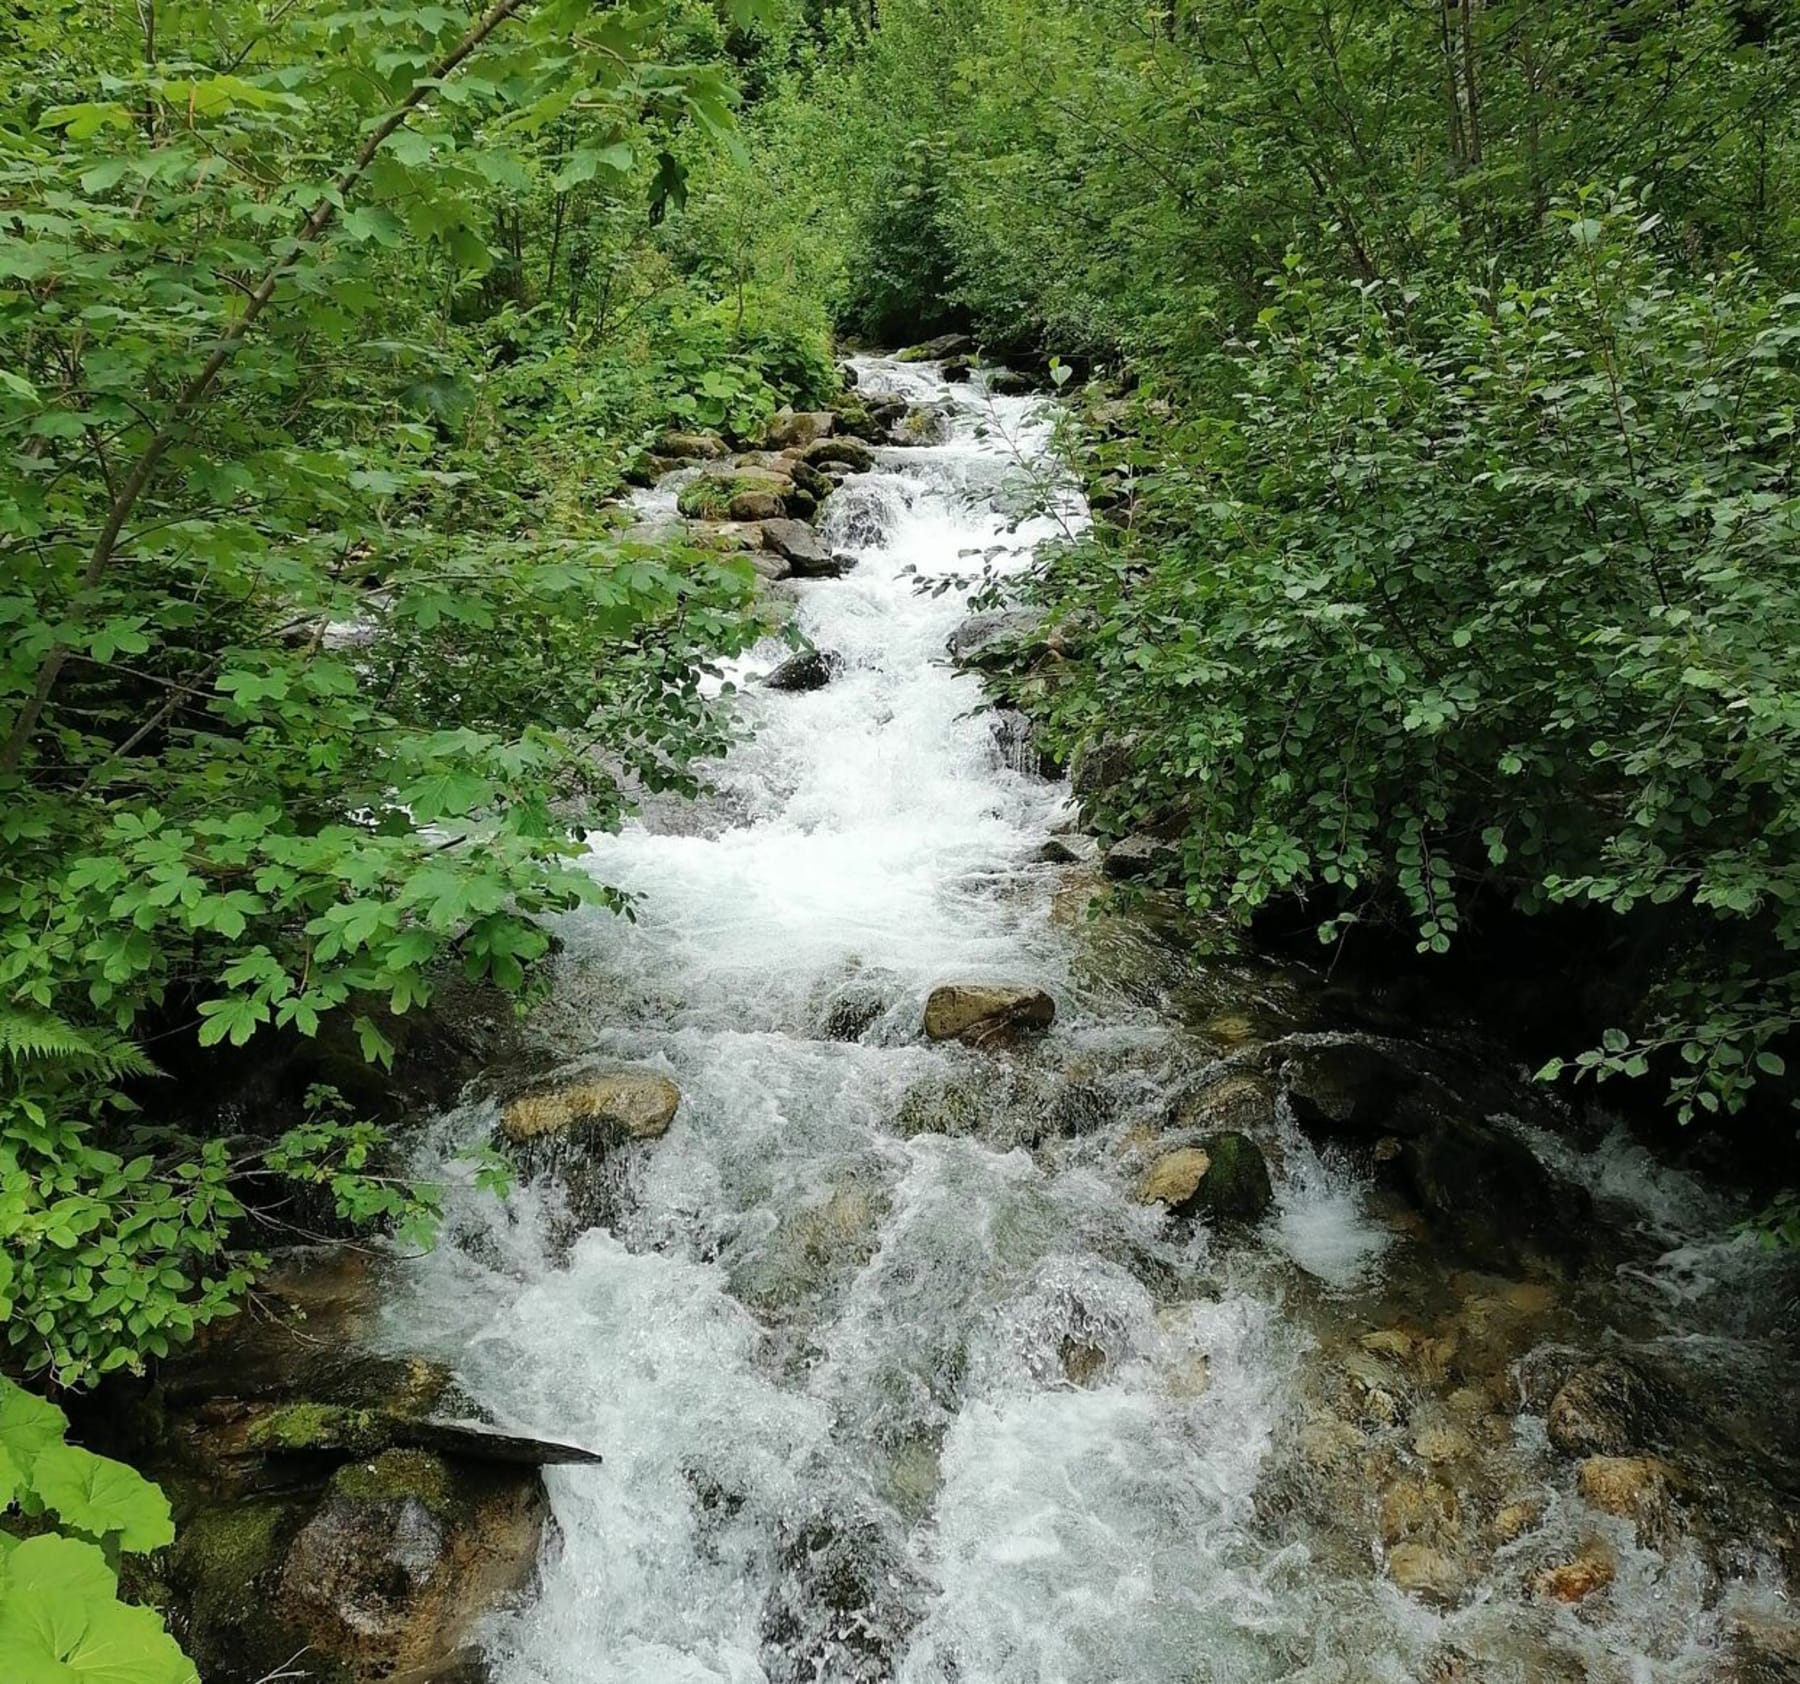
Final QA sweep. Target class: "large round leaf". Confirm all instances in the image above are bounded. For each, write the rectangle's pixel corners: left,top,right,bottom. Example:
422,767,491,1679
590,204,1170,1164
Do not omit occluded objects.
28,1445,174,1553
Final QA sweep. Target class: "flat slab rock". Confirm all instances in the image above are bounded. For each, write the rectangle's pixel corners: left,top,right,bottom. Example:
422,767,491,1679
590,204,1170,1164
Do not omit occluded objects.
922,983,1056,1045
500,1070,680,1145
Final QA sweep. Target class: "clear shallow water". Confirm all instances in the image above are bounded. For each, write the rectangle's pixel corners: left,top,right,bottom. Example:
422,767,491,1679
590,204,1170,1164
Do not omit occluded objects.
388,361,1797,1683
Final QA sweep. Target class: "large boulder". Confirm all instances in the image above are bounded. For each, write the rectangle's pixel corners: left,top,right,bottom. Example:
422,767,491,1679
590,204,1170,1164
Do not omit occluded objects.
892,405,952,445
945,608,1047,669
1102,834,1172,880
500,1069,680,1146
654,429,729,460
763,408,836,449
762,517,838,575
897,333,975,362
170,1450,547,1684
922,983,1055,1046
1398,1111,1590,1264
678,466,814,524
1547,1358,1675,1458
797,435,876,473
1271,1034,1449,1135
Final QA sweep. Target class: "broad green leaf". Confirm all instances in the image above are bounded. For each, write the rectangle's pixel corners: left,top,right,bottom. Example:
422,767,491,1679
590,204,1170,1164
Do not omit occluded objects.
29,1444,175,1552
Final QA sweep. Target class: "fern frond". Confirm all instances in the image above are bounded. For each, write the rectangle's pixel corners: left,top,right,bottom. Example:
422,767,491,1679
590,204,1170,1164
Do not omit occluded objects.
0,1008,158,1080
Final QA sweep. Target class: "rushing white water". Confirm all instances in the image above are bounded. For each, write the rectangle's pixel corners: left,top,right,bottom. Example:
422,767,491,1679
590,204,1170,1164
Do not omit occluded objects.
387,361,1797,1684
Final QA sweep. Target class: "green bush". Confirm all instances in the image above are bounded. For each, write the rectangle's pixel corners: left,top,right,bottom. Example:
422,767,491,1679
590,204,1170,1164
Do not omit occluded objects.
1022,200,1800,1123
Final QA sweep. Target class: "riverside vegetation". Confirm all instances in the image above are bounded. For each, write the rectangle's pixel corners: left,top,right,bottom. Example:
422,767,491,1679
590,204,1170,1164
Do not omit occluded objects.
2,1,1798,1680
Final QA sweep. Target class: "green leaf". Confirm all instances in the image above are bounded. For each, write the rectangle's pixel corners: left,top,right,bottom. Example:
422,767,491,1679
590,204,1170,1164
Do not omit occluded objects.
29,1444,175,1552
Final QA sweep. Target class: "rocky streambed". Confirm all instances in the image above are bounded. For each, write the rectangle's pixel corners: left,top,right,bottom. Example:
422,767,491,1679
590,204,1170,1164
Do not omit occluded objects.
152,353,1799,1683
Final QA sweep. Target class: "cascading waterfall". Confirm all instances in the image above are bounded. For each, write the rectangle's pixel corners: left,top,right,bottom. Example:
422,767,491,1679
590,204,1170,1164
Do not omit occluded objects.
387,360,1797,1684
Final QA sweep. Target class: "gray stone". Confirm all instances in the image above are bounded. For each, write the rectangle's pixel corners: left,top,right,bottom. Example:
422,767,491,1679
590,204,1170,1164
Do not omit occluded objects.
767,650,842,693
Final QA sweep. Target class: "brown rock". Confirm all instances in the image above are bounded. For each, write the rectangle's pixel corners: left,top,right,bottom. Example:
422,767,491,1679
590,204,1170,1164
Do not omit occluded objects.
1136,1148,1211,1209
922,983,1055,1046
1577,1454,1676,1541
1533,1541,1615,1603
763,408,836,449
1380,1474,1461,1546
501,1071,680,1145
654,429,729,460
1547,1357,1670,1457
1491,1496,1545,1544
1387,1541,1464,1606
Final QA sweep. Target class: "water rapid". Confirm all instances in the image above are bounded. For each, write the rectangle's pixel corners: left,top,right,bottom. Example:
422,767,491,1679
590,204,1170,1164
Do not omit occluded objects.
386,360,1798,1684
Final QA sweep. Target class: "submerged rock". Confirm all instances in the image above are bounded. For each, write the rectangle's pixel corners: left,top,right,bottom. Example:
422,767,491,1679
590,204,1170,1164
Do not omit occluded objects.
1577,1454,1678,1543
1532,1540,1615,1604
1398,1112,1590,1265
921,983,1056,1045
1387,1540,1464,1606
500,1069,680,1146
767,649,842,693
1547,1357,1673,1457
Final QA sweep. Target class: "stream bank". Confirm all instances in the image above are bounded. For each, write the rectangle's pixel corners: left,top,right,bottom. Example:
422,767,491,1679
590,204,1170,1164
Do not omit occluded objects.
156,353,1798,1683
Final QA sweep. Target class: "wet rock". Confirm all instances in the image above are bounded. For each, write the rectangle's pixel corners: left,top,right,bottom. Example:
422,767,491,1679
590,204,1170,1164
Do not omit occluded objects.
766,649,843,693
1729,1617,1800,1683
1035,834,1098,866
1381,1473,1461,1547
1137,1147,1212,1210
1532,1540,1615,1603
169,1449,548,1684
1398,1112,1590,1265
1060,1337,1108,1386
1387,1541,1464,1606
941,354,976,382
1274,1035,1442,1134
654,429,729,460
763,407,836,449
922,983,1055,1046
893,404,951,445
988,708,1061,779
1577,1454,1677,1543
1411,1420,1474,1466
985,368,1036,396
734,1182,889,1315
897,332,975,361
760,516,835,574
1174,1072,1276,1133
1491,1496,1546,1544
689,519,767,554
945,607,1046,668
761,1505,925,1684
1102,833,1172,880
1547,1357,1673,1457
500,1069,680,1146
820,990,885,1042
797,435,876,473
1196,1131,1274,1221
1134,1132,1273,1223
279,1450,545,1678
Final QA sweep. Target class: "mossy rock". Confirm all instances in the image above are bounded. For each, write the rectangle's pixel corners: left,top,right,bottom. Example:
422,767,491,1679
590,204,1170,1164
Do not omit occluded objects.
169,1497,335,1684
677,467,797,521
1193,1130,1274,1222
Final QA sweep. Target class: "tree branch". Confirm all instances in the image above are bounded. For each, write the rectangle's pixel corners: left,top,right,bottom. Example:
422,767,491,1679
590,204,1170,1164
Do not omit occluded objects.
0,0,534,775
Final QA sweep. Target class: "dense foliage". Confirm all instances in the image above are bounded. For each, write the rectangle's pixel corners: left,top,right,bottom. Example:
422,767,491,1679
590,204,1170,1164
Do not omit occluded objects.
0,0,842,1416
734,0,1800,1139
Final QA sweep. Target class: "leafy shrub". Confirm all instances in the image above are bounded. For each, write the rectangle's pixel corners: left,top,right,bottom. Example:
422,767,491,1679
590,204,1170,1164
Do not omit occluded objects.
1022,200,1800,1123
0,1373,196,1683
